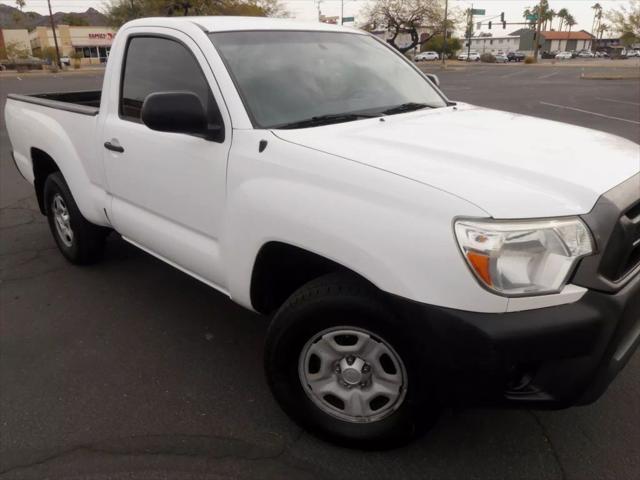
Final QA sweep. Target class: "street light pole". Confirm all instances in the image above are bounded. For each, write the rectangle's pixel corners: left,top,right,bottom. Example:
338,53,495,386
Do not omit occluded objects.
442,0,448,66
466,4,473,61
532,0,544,63
341,0,344,25
47,0,62,69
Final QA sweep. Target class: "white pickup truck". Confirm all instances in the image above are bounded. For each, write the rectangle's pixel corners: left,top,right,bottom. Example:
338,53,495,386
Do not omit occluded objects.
6,17,640,448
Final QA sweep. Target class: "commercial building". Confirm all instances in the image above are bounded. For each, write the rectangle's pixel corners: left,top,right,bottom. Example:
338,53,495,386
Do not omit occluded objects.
518,30,595,53
0,29,32,58
29,25,116,64
465,35,520,54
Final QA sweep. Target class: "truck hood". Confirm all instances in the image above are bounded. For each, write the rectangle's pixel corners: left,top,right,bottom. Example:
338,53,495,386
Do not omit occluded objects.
273,103,640,218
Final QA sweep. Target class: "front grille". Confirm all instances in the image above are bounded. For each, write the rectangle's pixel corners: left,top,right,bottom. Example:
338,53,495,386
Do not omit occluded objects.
600,200,640,282
573,174,640,293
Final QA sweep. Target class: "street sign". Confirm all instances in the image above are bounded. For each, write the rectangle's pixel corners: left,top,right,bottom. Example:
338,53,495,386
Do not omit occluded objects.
526,14,538,21
471,9,486,15
342,16,355,23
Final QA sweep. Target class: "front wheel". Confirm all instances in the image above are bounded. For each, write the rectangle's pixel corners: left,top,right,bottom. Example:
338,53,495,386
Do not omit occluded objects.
264,273,439,449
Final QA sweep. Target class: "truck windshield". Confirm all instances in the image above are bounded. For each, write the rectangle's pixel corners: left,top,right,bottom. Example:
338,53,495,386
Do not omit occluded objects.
208,31,447,129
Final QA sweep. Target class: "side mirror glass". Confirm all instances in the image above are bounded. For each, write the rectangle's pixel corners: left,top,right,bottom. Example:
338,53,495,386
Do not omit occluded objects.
141,91,210,136
426,74,440,87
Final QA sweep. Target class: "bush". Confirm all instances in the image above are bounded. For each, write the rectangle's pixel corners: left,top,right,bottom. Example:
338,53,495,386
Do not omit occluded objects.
70,50,83,69
524,56,535,64
480,53,496,63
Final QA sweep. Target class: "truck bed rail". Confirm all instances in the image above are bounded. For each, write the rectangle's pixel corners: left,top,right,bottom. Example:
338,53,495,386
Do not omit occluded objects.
7,90,101,116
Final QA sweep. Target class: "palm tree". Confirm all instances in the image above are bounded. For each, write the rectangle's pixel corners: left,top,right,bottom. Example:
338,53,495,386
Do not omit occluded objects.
547,9,556,30
15,0,26,11
562,14,576,51
556,8,569,32
591,3,602,34
597,23,609,40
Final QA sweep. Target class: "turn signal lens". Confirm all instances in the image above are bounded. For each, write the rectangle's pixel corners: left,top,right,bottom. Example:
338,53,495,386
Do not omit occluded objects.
454,218,594,296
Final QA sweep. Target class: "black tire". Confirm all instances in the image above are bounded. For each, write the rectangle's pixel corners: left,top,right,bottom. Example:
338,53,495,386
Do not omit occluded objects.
44,172,108,265
264,273,439,449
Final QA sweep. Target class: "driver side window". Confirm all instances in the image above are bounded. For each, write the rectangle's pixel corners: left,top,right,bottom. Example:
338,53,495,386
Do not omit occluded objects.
120,35,224,140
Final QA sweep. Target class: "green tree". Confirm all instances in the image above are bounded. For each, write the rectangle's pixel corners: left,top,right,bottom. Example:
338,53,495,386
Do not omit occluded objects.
607,0,640,46
420,34,461,57
105,0,287,28
15,0,26,11
362,0,455,54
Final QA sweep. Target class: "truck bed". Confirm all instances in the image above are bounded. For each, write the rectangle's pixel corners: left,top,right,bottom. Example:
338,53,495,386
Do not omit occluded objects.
6,90,101,116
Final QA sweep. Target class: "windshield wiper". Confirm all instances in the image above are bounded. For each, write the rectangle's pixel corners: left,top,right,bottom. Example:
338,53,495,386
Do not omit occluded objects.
275,112,379,129
380,102,432,115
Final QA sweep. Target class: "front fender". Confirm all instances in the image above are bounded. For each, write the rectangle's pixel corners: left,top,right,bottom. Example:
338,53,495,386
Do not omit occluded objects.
222,131,508,314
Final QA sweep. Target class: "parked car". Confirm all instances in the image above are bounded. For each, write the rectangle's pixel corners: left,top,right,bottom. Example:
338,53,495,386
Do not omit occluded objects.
5,16,640,449
595,51,609,58
577,50,595,58
555,51,573,60
494,53,509,63
59,56,71,66
415,51,439,61
458,51,480,61
625,49,640,57
507,51,526,62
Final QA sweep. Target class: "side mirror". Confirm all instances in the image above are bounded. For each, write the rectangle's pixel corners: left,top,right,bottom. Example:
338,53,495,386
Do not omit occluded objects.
426,74,440,87
141,91,209,136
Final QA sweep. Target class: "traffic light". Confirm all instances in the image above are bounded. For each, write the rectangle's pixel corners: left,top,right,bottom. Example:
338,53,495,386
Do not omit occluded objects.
488,21,492,29
500,12,504,22
503,21,507,29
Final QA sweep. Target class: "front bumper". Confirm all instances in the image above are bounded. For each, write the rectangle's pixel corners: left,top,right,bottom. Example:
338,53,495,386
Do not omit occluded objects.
390,272,640,408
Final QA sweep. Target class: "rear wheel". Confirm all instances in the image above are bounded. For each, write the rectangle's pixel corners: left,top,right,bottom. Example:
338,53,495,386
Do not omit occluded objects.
44,172,109,264
265,273,439,449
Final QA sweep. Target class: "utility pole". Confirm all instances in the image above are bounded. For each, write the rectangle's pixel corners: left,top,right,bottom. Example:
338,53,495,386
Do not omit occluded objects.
47,0,62,69
341,0,344,25
532,0,544,63
466,5,473,61
441,0,448,66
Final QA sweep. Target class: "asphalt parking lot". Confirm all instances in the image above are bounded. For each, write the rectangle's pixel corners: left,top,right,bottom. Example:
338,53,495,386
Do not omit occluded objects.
1,66,639,480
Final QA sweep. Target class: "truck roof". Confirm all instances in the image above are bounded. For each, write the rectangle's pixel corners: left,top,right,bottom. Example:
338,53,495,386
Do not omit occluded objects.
123,16,364,34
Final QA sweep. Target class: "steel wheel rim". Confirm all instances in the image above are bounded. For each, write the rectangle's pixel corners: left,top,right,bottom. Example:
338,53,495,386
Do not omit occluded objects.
298,326,408,423
52,193,73,247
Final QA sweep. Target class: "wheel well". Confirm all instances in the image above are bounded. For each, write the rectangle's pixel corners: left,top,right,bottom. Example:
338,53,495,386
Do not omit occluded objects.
31,148,60,214
250,242,361,314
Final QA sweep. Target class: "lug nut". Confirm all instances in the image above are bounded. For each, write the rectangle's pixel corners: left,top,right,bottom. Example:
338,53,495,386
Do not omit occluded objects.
359,382,367,388
335,365,341,373
346,355,355,365
362,364,370,373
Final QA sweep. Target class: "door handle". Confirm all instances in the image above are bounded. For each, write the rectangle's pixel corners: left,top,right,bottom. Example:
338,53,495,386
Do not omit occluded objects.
104,141,124,153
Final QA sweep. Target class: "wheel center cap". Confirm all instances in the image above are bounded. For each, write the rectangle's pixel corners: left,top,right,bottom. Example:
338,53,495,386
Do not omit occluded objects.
341,368,363,385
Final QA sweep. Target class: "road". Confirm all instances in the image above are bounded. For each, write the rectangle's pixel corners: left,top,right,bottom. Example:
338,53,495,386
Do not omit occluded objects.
1,67,639,480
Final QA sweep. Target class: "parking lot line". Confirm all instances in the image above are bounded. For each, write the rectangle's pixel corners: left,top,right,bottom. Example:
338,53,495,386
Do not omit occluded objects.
595,97,640,107
540,101,640,125
538,72,559,80
501,70,526,78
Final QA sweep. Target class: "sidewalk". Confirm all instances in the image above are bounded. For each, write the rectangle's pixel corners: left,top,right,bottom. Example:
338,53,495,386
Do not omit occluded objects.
0,65,106,78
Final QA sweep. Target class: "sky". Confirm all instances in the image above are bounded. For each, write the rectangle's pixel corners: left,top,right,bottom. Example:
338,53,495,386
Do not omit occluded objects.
1,0,631,36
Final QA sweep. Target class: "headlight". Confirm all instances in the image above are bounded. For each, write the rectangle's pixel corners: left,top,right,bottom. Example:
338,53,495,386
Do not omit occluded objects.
454,218,594,296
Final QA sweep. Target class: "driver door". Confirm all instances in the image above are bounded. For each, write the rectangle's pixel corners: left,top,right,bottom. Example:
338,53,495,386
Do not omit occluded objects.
102,29,231,288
